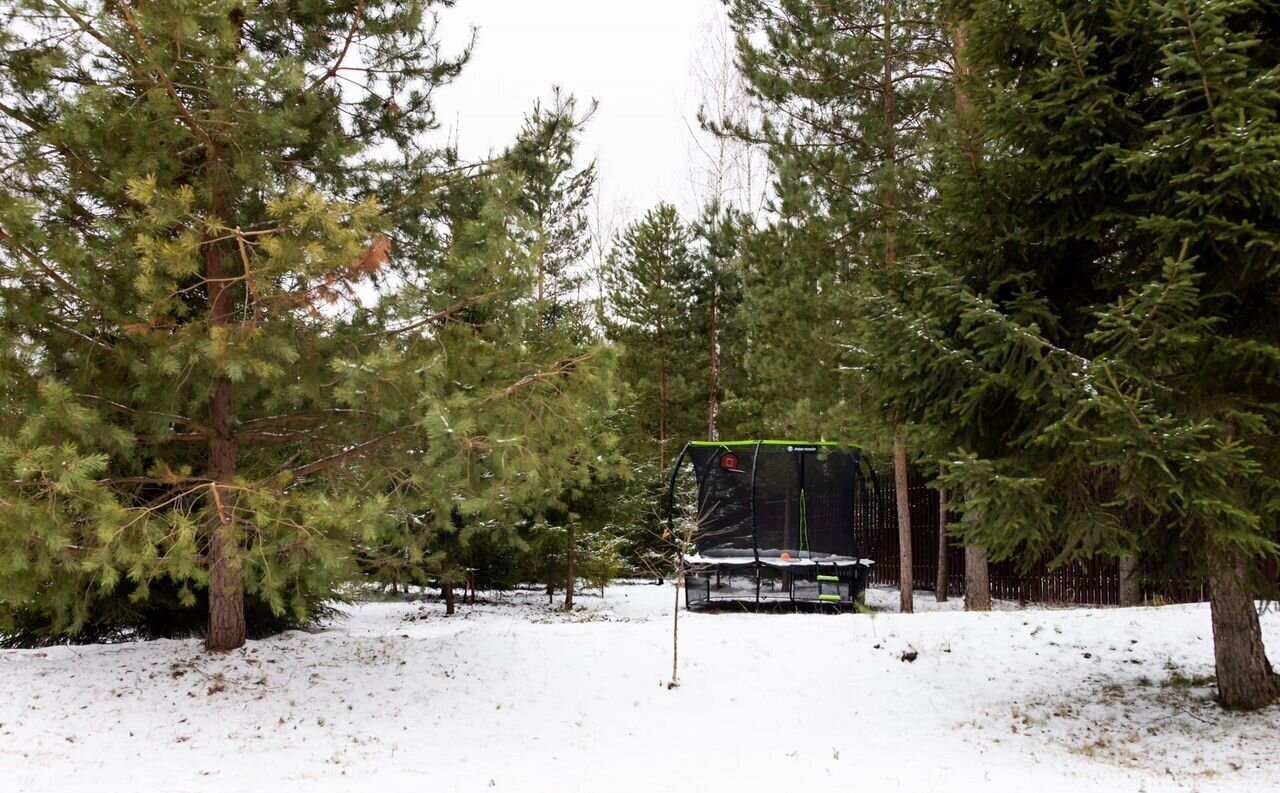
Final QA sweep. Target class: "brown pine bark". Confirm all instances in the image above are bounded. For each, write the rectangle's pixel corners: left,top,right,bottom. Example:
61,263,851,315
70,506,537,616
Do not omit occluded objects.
936,486,949,602
1118,555,1140,607
1207,543,1278,710
205,231,246,651
564,523,576,611
196,8,249,652
443,582,456,616
894,429,913,613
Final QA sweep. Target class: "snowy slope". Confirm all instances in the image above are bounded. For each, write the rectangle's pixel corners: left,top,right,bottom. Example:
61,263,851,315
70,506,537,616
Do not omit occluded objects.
1,584,1276,793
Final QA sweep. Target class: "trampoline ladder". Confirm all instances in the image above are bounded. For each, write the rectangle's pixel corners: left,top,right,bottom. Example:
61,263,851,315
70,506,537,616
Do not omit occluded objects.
817,572,843,603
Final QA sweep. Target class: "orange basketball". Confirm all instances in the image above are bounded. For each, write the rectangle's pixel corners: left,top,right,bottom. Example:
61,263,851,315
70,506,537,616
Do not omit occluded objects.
780,552,791,560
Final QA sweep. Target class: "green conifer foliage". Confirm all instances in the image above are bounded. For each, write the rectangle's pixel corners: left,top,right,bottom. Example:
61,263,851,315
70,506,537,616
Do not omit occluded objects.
503,90,599,334
603,204,704,471
690,201,750,441
725,0,951,440
858,0,1279,708
499,93,625,608
0,1,618,648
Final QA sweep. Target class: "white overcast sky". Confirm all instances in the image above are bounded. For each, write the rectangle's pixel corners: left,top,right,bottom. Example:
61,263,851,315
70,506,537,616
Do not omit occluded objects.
434,0,727,224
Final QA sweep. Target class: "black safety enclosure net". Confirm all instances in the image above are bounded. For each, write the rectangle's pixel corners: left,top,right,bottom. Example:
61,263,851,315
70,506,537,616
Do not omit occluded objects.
664,441,884,608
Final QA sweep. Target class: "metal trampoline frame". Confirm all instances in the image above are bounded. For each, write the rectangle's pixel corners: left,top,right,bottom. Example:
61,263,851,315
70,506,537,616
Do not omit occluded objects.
663,440,884,608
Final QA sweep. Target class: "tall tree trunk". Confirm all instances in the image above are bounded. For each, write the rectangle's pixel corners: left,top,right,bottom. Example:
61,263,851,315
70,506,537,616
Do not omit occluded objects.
1207,543,1278,710
707,281,719,441
657,310,669,473
669,539,688,689
205,225,246,651
950,21,982,178
1118,555,1140,607
964,544,991,612
882,1,898,270
894,428,913,613
881,7,910,615
936,486,949,602
564,523,576,611
536,219,546,329
443,581,456,616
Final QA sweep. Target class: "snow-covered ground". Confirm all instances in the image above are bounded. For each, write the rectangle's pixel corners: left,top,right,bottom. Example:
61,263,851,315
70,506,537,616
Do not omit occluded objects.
1,584,1277,792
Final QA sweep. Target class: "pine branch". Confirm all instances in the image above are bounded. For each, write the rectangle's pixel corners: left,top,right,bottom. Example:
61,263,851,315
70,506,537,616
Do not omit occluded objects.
308,0,365,91
477,351,597,406
50,0,143,72
116,0,217,151
238,409,380,431
0,227,96,307
75,393,208,433
290,426,413,479
384,293,495,336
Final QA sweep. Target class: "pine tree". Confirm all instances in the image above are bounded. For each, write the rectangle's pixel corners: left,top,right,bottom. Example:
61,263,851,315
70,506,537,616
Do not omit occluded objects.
503,90,598,334
501,93,623,610
603,204,703,472
0,1,618,648
726,0,953,610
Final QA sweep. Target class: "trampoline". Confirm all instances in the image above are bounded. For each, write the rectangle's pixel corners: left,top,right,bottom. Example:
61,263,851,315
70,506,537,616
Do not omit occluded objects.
664,441,883,608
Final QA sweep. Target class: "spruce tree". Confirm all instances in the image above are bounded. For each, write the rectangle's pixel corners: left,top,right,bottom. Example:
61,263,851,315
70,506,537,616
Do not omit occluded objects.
856,0,1279,708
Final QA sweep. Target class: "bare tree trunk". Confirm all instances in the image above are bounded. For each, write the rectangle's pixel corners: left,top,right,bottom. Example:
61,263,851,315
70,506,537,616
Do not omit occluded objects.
669,563,682,689
893,428,913,613
707,281,719,441
964,543,991,612
564,523,576,611
205,228,246,652
657,310,669,474
936,486,949,602
443,581,456,616
877,5,912,616
1207,543,1278,710
1118,555,1140,607
688,10,768,215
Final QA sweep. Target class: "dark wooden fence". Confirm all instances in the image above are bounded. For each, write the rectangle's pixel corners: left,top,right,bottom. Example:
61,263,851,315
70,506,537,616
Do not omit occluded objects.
866,469,1208,606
